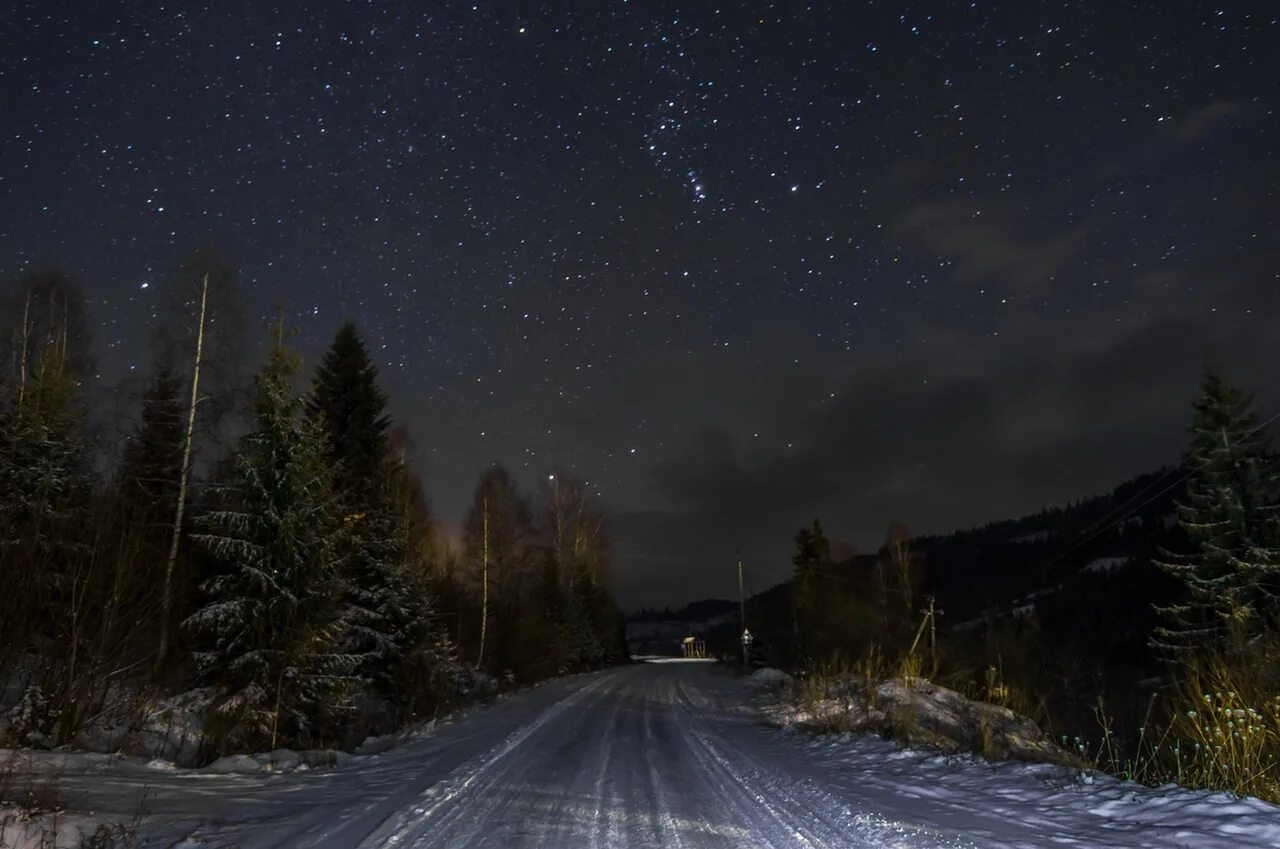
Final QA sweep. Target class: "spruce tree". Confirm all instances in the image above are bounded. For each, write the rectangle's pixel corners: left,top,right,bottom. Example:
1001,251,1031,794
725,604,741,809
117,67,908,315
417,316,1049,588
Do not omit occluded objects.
118,367,184,519
790,519,830,663
337,475,429,694
0,277,93,663
308,322,390,494
1155,367,1280,654
309,322,427,696
186,329,354,749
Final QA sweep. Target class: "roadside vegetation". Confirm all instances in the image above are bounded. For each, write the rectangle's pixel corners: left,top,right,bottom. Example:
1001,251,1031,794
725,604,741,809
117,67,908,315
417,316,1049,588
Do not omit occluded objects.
0,262,627,767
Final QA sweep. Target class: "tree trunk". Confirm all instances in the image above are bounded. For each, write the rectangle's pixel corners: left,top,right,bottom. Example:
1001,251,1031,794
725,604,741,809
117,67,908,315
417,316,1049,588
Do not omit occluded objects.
155,273,209,673
477,495,489,669
16,287,31,412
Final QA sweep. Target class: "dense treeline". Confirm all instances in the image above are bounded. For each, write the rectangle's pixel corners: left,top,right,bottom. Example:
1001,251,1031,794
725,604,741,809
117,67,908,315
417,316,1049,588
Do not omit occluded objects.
753,365,1280,799
0,261,625,757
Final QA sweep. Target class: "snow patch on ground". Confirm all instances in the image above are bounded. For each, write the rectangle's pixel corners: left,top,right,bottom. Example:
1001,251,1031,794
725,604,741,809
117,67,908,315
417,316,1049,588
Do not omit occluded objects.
1084,556,1132,573
0,806,141,849
72,686,214,767
747,667,795,689
641,656,718,664
204,748,352,774
785,730,1280,849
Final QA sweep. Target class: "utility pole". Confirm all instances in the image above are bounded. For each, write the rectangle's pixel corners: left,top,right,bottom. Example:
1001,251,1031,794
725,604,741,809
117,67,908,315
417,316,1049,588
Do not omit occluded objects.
737,553,751,668
477,494,489,670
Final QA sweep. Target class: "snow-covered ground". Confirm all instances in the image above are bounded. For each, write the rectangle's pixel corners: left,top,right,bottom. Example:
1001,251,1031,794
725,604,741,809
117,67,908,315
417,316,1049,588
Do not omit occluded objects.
1083,556,1132,573
2,662,1278,847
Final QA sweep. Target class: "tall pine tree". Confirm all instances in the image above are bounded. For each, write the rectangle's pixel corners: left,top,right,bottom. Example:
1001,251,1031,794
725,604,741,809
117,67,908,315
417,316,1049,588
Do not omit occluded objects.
1155,367,1280,654
309,322,428,696
118,367,184,520
790,519,831,664
0,274,94,666
308,322,391,494
186,326,353,750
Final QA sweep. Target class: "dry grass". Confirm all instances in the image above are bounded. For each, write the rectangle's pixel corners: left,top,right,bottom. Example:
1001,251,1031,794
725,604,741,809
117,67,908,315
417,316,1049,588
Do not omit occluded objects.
1165,655,1280,801
1086,654,1280,803
0,751,63,819
795,658,864,733
0,751,147,848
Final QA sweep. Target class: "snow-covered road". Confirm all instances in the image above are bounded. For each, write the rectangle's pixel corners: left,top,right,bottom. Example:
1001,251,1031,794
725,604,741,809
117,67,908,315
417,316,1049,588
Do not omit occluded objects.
7,662,1280,848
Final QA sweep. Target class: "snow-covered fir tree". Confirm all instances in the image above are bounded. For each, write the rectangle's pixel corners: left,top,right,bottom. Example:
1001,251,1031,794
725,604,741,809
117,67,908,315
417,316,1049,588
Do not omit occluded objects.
307,322,391,490
118,367,184,520
0,335,87,546
309,322,431,696
0,276,91,543
336,473,431,695
0,277,93,662
186,327,355,749
1155,366,1280,654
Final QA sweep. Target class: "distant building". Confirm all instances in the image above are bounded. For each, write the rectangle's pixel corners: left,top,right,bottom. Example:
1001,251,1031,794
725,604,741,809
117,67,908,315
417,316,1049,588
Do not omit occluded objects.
681,636,707,659
624,599,738,657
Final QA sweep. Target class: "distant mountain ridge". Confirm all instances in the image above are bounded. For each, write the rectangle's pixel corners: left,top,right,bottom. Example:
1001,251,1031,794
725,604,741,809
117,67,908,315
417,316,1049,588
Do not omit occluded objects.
643,467,1186,670
914,465,1183,624
625,598,740,656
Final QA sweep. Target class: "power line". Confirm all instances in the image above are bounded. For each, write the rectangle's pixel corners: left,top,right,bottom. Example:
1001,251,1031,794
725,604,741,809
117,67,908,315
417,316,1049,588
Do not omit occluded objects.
1026,403,1280,577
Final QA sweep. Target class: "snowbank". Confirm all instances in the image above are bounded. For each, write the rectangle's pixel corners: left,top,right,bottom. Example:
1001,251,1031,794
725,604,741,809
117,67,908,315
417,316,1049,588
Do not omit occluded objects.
768,675,1076,766
748,667,794,689
204,748,352,774
0,806,140,849
72,687,213,766
873,678,1073,764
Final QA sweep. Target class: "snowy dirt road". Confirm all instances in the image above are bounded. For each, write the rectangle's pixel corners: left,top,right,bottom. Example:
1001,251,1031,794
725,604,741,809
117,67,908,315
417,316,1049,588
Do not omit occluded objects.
8,661,1280,848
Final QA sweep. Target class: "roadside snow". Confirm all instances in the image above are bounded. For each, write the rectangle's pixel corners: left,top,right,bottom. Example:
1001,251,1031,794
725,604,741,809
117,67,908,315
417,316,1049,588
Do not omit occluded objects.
1084,556,1132,573
0,806,141,849
72,687,213,766
787,730,1280,849
770,675,1075,766
748,667,795,689
204,748,352,774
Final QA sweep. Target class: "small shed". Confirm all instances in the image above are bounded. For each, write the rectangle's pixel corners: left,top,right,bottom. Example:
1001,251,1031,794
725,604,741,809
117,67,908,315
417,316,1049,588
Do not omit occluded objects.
680,635,707,659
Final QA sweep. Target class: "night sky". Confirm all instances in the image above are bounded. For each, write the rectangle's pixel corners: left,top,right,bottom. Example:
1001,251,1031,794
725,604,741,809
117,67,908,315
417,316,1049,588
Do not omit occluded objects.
3,2,1278,608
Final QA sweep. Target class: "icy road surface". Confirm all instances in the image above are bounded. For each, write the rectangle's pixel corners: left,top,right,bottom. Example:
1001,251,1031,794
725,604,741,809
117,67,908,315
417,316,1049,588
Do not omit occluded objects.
10,661,1280,848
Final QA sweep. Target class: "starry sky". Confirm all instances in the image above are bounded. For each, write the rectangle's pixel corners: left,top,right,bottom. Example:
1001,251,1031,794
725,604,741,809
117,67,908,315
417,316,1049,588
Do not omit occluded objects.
2,1,1278,608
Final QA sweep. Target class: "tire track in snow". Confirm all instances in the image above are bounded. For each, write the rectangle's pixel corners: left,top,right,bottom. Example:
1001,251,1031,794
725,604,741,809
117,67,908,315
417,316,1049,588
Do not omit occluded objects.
641,676,689,849
667,680,830,849
351,671,619,848
672,677,977,849
585,684,627,849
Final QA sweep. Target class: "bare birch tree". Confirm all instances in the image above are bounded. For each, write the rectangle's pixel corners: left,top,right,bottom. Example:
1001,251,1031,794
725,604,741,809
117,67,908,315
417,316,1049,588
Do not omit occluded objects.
155,273,208,670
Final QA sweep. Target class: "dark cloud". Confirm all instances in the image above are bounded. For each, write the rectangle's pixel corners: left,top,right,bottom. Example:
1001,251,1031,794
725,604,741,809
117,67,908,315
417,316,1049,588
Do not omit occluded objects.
1169,100,1255,144
609,261,1280,608
893,198,1089,296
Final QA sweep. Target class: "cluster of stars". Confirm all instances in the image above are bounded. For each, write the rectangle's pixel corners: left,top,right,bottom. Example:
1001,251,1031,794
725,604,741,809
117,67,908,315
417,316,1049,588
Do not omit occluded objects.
0,2,1274,594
